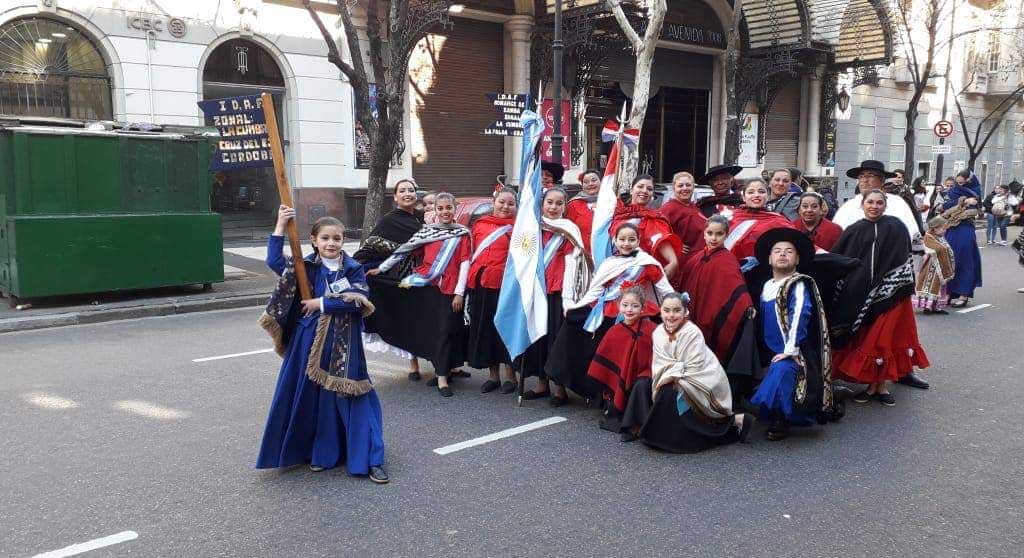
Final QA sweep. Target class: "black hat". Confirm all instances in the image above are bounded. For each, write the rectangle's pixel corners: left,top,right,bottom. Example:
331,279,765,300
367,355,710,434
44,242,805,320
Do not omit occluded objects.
755,227,815,272
698,164,743,184
541,161,565,182
846,160,896,179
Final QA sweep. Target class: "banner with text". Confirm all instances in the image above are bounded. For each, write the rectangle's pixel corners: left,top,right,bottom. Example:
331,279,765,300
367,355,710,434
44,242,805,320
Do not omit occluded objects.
198,95,273,170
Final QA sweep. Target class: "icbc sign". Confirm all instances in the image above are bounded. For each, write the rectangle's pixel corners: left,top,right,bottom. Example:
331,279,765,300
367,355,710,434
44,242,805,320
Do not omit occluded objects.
934,120,954,138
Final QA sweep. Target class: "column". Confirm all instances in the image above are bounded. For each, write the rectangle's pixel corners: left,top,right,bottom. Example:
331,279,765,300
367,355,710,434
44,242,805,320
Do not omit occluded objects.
804,69,822,176
504,15,533,186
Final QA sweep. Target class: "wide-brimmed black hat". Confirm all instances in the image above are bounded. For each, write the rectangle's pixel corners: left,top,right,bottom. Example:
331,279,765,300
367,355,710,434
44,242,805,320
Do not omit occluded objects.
846,160,896,179
698,164,743,184
755,227,815,272
541,161,565,182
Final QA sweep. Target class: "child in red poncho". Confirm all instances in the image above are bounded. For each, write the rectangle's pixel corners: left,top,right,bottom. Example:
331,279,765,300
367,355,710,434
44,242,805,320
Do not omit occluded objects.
587,286,656,434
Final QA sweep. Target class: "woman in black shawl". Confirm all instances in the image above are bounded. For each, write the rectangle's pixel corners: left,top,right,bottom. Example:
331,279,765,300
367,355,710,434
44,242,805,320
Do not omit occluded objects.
356,178,429,380
831,190,930,406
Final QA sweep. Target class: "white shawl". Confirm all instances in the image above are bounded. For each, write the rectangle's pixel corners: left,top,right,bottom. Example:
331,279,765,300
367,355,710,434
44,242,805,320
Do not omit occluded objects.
542,217,593,307
651,321,733,419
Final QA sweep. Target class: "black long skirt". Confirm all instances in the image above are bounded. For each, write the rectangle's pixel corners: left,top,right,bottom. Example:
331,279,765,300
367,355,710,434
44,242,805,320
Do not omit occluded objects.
724,319,762,404
623,378,739,454
466,287,511,367
513,292,564,379
364,278,466,375
545,307,613,398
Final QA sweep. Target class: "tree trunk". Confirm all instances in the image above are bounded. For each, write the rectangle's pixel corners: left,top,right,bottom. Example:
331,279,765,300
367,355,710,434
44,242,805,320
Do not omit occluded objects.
968,153,978,171
620,42,657,191
902,104,918,182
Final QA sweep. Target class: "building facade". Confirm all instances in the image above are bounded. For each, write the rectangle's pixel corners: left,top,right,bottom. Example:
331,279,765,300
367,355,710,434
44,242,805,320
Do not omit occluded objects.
2,0,934,236
833,0,1024,201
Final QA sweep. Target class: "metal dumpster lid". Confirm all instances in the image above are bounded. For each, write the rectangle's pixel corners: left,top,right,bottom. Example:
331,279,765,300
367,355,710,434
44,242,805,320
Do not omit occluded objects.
0,115,209,139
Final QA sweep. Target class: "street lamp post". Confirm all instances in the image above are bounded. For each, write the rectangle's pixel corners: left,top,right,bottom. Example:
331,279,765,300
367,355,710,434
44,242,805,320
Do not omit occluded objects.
551,0,564,172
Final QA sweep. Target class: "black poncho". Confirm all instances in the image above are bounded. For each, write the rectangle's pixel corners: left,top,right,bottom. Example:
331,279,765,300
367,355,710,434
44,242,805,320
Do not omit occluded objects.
830,215,914,346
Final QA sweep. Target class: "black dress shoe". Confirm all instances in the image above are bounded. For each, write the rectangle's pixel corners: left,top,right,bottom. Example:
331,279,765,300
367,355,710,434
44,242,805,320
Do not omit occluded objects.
368,466,389,484
898,372,930,390
480,379,501,393
499,381,517,394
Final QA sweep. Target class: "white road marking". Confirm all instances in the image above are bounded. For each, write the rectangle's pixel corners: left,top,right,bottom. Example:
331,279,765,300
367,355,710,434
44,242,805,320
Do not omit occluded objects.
113,400,189,420
31,531,138,558
22,392,78,410
192,348,275,362
957,304,992,314
433,416,567,455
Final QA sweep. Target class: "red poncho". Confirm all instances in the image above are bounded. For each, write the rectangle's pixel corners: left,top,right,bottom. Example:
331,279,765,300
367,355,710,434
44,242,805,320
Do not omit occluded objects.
660,198,707,256
681,246,753,364
792,217,843,251
587,318,656,413
727,206,795,262
566,197,595,253
467,215,513,289
612,203,683,267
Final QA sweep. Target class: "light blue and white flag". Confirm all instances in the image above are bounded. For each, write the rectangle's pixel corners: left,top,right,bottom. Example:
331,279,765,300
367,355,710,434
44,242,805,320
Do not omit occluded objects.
494,106,548,360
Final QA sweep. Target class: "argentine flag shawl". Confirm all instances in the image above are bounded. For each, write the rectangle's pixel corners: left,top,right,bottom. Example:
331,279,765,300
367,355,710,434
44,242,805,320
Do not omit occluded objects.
566,249,671,333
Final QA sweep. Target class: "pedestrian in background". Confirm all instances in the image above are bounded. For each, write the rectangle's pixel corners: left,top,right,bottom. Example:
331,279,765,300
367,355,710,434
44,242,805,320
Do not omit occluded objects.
983,184,1011,245
914,216,956,315
941,170,983,307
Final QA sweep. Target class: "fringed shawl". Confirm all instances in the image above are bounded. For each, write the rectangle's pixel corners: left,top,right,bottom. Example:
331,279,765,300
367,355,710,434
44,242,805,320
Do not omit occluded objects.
651,321,734,420
542,216,593,305
377,222,469,274
775,273,834,419
257,254,377,396
916,233,955,300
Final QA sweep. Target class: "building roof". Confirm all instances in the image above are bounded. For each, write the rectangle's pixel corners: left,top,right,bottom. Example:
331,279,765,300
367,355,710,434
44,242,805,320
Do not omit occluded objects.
742,0,892,66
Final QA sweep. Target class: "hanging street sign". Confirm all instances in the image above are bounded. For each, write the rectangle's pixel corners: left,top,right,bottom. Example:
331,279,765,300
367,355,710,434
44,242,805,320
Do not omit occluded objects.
934,120,954,138
484,93,528,137
197,94,273,170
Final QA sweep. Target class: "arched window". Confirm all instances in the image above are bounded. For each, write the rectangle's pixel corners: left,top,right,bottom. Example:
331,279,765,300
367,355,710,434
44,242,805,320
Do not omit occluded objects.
0,17,112,119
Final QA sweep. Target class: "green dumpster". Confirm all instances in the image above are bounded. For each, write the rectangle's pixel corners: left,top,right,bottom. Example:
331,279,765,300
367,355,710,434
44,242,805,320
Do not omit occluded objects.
0,125,224,299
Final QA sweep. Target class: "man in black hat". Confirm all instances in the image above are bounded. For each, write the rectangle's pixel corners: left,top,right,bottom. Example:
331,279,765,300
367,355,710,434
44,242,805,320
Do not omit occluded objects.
846,161,928,390
748,228,837,440
696,164,744,218
847,159,894,194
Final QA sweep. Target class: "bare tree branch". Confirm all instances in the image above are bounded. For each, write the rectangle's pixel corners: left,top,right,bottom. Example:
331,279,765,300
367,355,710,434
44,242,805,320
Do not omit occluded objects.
605,0,641,50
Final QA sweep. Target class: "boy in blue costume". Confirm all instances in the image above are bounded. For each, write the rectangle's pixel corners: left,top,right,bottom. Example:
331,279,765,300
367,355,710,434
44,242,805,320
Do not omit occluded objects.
256,205,388,483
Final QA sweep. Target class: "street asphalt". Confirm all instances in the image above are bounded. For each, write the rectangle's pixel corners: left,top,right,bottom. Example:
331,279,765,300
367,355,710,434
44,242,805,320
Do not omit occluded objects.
2,233,1022,557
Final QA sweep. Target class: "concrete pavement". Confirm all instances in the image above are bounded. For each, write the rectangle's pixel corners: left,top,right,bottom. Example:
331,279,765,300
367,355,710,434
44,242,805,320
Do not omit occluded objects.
1,236,1022,557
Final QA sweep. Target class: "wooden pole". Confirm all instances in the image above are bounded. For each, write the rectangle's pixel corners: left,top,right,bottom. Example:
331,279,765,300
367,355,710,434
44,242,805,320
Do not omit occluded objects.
261,92,312,301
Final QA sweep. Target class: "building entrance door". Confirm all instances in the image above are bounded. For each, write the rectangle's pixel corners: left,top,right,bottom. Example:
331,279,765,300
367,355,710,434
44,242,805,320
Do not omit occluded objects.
585,84,709,186
202,39,286,245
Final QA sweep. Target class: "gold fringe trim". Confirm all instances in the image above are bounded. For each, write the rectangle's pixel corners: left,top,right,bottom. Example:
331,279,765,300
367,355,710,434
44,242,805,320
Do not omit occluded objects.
305,313,373,397
257,311,287,357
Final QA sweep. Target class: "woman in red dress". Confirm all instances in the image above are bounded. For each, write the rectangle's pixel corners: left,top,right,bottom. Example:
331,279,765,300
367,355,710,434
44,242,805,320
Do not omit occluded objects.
726,178,796,263
518,187,591,403
466,188,518,394
659,171,707,281
831,190,931,406
566,169,602,254
611,175,683,281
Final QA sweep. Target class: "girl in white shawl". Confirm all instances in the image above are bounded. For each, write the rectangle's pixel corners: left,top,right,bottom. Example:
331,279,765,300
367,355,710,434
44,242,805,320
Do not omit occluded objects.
517,188,593,405
621,292,755,452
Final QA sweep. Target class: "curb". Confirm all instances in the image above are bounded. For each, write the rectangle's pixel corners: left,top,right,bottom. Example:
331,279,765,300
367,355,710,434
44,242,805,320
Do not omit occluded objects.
0,293,267,334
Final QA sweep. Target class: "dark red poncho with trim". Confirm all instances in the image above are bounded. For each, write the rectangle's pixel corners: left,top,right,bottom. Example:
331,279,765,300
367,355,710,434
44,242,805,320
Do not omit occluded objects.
681,246,754,365
587,318,656,413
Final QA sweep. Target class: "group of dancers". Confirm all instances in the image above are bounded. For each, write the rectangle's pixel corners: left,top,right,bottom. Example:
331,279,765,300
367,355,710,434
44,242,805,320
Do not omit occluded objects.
252,158,945,482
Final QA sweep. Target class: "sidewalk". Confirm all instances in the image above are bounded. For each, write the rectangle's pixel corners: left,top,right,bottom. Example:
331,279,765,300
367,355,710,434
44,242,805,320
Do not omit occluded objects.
1,240,365,334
